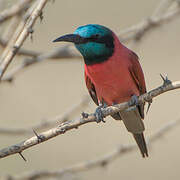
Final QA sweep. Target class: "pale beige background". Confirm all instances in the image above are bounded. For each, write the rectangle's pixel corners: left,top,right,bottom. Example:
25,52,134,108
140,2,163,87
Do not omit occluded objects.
0,0,180,179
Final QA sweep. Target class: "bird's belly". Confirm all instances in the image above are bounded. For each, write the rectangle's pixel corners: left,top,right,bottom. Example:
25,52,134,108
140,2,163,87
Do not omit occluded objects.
92,72,139,105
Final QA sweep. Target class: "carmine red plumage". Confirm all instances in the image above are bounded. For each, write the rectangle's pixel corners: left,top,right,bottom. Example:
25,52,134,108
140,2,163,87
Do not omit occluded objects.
53,24,148,157
85,33,146,112
84,32,148,157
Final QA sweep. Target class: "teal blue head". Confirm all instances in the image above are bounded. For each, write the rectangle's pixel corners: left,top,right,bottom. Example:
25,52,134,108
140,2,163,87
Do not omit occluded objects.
53,24,114,65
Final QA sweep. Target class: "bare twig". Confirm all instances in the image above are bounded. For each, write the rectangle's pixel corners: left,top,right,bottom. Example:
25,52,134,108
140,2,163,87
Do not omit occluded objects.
152,0,175,17
0,79,179,159
2,118,180,180
1,0,180,82
0,96,90,135
0,0,49,80
0,39,80,62
0,37,41,57
120,1,180,42
0,38,41,57
0,0,179,179
0,1,37,61
1,46,81,82
0,0,33,24
2,15,21,41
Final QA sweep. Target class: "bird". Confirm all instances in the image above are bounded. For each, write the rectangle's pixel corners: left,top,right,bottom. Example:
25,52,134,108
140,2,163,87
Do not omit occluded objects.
53,24,148,157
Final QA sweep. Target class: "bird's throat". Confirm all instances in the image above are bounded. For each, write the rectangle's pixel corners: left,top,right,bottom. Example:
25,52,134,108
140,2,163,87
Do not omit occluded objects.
75,35,114,65
83,52,113,65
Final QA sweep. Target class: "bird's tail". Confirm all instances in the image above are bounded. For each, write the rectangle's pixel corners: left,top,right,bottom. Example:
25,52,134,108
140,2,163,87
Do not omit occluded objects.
133,133,148,157
119,106,148,157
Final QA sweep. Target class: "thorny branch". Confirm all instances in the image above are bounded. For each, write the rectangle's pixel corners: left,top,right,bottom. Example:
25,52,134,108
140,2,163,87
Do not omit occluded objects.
0,0,49,80
0,79,180,159
0,0,180,179
0,2,36,66
2,118,180,180
1,0,180,82
119,0,180,42
0,96,90,135
2,45,81,82
0,38,41,57
0,0,33,24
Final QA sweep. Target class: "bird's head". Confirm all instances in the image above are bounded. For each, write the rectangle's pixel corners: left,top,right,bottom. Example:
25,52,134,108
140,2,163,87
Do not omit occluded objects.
53,24,115,65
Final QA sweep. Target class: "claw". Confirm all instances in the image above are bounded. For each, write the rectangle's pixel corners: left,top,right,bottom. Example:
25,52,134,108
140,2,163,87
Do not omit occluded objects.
94,105,105,123
81,112,89,118
160,74,171,86
129,95,139,106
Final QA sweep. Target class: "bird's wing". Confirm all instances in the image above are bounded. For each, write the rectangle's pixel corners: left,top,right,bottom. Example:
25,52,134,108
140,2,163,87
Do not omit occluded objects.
85,71,99,106
129,51,147,119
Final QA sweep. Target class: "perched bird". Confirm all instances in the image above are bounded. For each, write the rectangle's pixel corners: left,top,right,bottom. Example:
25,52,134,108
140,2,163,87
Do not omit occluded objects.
53,24,148,157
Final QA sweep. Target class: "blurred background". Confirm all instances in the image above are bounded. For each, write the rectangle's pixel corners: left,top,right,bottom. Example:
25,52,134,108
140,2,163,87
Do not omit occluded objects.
0,0,180,179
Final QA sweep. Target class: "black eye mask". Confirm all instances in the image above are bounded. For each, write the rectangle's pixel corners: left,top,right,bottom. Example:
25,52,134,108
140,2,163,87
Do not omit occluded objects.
84,34,114,48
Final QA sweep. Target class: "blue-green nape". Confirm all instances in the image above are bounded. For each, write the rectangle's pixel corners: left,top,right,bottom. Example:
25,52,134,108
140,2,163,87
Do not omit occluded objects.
74,24,114,65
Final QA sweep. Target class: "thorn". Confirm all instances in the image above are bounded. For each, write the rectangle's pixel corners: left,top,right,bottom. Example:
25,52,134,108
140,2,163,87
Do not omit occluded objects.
33,129,43,143
28,27,34,34
30,34,33,42
146,101,152,114
12,45,19,53
5,77,14,83
0,68,2,77
33,129,38,137
160,74,171,86
28,28,34,42
100,160,108,167
39,11,43,22
19,152,27,162
160,73,166,82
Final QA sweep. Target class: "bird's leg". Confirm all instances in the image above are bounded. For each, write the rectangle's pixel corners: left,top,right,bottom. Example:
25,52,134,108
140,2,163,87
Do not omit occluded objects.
128,95,140,107
94,102,107,123
160,74,171,86
129,95,152,114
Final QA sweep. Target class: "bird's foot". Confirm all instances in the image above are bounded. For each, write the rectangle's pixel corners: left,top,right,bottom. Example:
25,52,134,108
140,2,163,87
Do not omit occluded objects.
94,105,106,123
129,95,140,107
81,112,89,118
160,74,171,86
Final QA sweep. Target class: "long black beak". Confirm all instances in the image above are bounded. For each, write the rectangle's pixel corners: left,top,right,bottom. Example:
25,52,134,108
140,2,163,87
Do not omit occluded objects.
53,34,85,44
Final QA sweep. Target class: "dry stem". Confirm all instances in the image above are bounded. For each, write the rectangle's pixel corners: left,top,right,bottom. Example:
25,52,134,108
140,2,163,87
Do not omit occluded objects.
0,79,179,159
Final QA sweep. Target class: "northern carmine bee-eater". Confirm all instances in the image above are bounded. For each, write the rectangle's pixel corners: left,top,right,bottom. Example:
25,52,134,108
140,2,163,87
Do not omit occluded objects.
53,24,148,157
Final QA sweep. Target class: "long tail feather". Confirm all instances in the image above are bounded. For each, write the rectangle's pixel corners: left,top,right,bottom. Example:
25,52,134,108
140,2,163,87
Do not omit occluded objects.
133,133,148,158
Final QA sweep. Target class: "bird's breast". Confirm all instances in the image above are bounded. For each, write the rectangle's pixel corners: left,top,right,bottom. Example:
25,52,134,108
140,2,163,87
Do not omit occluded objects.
85,56,139,105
